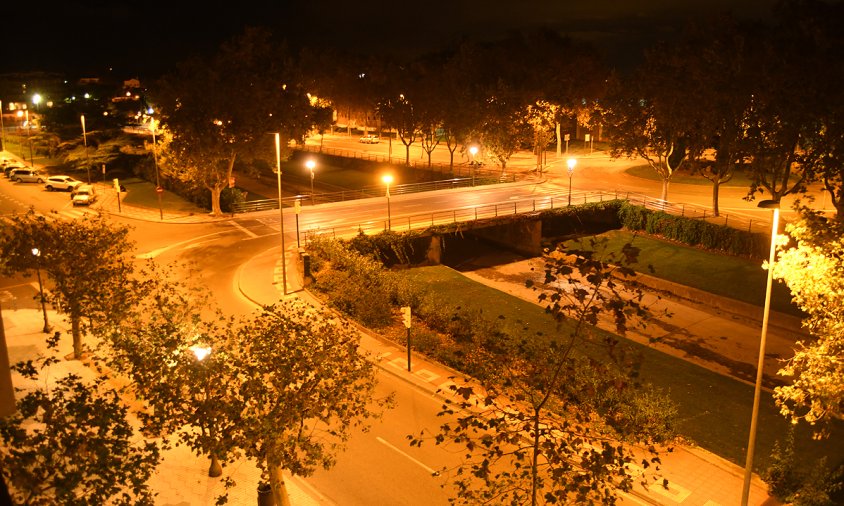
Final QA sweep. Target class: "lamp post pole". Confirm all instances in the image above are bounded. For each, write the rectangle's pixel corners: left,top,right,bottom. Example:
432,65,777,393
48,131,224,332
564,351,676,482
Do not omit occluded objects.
275,133,287,295
150,117,163,220
469,146,478,187
382,174,393,230
306,159,316,205
740,200,780,506
31,248,50,333
567,158,577,206
0,100,6,152
80,115,90,183
25,110,33,167
189,345,221,478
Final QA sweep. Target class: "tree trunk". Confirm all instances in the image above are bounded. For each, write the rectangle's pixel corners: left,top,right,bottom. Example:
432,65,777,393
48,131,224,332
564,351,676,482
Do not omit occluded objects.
71,313,83,359
530,409,541,506
269,463,291,506
210,184,224,217
208,453,222,477
661,178,670,203
712,179,721,217
405,145,410,166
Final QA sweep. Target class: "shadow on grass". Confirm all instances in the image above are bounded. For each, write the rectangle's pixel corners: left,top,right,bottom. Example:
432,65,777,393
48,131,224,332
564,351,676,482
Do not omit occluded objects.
405,265,843,473
558,230,800,317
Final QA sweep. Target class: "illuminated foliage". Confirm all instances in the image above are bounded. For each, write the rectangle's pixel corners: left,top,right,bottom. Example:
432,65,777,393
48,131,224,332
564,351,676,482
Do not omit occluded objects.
772,212,844,435
0,352,159,505
0,210,136,359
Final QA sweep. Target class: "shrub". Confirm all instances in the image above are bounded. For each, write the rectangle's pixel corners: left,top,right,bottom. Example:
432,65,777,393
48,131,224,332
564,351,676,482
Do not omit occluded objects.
618,202,769,258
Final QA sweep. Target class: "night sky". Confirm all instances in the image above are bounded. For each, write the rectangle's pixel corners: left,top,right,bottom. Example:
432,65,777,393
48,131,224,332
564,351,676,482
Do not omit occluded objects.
3,0,779,78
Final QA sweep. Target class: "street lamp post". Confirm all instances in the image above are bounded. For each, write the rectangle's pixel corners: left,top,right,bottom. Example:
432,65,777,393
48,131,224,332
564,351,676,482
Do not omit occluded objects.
0,100,6,152
150,117,163,220
294,199,302,249
80,115,91,183
469,146,478,187
25,110,33,167
382,174,393,230
188,344,222,478
31,248,50,333
275,133,287,295
567,158,577,206
740,199,780,506
306,159,316,205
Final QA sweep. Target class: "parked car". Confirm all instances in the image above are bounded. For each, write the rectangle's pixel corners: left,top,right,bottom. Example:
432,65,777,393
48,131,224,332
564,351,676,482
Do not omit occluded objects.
45,175,83,192
72,185,97,206
4,164,25,178
11,169,45,183
358,134,380,144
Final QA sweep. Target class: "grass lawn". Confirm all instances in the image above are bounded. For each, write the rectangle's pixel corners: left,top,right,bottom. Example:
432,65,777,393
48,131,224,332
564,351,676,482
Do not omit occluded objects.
626,164,754,187
119,178,207,214
405,265,843,471
559,230,800,317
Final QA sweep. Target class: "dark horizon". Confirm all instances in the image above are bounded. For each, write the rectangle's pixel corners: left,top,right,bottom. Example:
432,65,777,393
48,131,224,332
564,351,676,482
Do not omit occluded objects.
3,0,780,79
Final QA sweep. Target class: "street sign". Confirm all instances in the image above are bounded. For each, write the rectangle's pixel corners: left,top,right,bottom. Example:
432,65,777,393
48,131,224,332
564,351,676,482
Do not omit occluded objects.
294,200,301,215
113,178,120,192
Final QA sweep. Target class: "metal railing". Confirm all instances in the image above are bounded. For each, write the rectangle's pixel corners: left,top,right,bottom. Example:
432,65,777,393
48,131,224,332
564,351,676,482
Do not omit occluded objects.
230,174,519,213
300,190,774,241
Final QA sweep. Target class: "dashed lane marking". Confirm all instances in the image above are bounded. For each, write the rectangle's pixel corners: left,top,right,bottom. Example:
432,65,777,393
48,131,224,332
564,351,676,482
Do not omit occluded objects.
375,436,438,475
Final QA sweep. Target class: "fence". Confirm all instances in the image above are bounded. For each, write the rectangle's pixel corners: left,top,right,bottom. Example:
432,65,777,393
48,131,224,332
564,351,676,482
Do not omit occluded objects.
230,174,518,213
300,190,775,242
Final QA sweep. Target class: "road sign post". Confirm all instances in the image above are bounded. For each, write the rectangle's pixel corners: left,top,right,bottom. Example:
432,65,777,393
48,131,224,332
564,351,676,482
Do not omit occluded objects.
155,186,164,220
402,306,412,371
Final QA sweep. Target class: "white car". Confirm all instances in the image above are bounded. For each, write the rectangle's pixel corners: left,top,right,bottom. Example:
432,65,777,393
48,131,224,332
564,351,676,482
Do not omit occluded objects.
45,175,83,192
72,185,97,206
358,134,380,144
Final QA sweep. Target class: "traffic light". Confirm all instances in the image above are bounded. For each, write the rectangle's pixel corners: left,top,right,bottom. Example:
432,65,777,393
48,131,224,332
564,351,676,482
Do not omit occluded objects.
401,306,411,329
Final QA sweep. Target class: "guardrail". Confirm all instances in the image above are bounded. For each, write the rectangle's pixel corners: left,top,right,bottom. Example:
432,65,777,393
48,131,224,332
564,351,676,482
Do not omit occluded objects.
230,174,520,213
301,190,775,242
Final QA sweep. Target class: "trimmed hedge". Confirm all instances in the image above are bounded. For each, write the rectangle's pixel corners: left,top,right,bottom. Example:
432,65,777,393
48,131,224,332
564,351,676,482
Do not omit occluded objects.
618,201,770,259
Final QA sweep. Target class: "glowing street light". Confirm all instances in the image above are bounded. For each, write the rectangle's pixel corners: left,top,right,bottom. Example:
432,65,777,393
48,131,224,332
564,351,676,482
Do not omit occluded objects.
189,345,212,362
740,199,781,506
187,343,221,477
306,159,316,205
31,248,50,333
382,174,394,230
469,145,478,187
567,158,577,206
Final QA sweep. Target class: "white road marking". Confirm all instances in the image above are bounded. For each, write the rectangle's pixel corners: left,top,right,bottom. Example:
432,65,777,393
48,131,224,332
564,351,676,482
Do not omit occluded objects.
227,219,259,238
136,231,227,259
618,491,653,505
375,436,438,475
